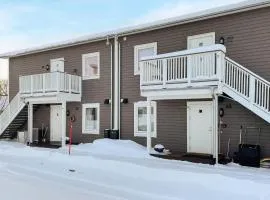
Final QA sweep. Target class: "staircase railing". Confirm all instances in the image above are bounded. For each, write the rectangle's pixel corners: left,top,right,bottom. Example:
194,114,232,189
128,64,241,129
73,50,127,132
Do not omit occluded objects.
0,93,26,134
224,57,270,113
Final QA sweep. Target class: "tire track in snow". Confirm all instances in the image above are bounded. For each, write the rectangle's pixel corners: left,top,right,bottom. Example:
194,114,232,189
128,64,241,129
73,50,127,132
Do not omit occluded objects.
4,162,183,200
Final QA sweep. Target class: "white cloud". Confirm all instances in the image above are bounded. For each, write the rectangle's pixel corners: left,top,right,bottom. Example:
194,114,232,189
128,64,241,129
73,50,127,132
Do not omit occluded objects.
133,0,245,25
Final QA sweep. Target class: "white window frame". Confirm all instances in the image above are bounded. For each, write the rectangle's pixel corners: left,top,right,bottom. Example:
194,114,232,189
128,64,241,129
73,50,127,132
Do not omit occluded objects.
50,57,65,72
82,52,100,80
134,101,157,138
187,32,215,49
82,103,100,134
134,42,157,75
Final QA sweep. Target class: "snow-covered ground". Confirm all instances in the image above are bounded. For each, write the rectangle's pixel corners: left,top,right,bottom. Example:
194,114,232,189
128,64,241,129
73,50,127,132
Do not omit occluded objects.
0,139,269,200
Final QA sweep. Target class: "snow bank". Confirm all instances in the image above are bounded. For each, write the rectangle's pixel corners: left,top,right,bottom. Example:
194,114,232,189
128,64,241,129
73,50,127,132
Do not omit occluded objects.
73,139,150,158
0,140,270,200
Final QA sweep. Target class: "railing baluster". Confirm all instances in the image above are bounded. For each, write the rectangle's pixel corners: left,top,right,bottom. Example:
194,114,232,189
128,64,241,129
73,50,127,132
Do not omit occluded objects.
163,59,167,87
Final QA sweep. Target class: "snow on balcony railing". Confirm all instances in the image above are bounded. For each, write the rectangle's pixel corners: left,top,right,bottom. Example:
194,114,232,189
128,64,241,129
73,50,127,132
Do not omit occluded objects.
139,44,226,87
19,72,81,96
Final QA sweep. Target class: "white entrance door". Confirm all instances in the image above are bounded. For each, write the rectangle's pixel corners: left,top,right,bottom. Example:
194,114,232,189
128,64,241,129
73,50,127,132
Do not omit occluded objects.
50,58,64,72
50,105,62,142
187,32,215,49
187,101,213,155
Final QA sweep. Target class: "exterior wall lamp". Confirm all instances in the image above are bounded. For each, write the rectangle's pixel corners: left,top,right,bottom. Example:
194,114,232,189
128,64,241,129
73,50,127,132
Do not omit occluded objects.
219,37,225,45
104,99,111,104
121,98,128,104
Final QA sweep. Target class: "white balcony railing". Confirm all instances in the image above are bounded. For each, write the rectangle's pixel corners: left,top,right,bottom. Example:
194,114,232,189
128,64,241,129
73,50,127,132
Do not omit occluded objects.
19,72,81,96
140,44,226,88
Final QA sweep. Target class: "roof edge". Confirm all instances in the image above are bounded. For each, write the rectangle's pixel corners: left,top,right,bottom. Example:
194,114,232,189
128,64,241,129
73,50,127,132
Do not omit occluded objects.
1,0,269,58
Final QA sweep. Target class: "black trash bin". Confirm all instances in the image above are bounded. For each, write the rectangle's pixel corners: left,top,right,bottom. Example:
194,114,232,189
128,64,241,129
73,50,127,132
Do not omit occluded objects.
104,129,111,138
238,144,261,168
110,129,119,139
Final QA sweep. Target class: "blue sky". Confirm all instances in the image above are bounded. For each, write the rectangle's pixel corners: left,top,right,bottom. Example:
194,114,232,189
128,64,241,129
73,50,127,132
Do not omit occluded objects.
0,0,243,79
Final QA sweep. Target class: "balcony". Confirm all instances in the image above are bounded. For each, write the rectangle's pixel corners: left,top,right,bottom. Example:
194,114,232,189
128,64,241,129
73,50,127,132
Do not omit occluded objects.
19,72,81,102
139,45,226,98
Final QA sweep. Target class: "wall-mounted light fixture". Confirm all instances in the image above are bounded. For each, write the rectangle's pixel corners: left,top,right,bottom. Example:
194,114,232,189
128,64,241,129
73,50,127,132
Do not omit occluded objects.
42,64,50,71
104,99,111,105
73,69,78,74
121,98,128,104
219,37,225,45
66,110,70,117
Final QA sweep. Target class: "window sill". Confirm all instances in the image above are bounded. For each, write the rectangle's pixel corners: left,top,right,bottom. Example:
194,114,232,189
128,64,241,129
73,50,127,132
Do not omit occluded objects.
82,76,100,80
82,131,100,135
134,132,157,138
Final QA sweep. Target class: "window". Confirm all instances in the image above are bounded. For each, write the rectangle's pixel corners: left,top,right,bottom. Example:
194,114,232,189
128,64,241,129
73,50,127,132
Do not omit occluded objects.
134,42,157,75
82,103,100,134
134,101,157,137
187,32,215,49
50,58,64,72
82,52,100,80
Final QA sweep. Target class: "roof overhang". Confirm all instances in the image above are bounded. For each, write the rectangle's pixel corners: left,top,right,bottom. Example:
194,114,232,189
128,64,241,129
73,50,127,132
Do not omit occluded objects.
1,0,270,58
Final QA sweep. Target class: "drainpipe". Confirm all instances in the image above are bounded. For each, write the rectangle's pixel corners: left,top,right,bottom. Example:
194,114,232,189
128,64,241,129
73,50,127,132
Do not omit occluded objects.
113,36,120,136
107,37,113,130
118,41,121,139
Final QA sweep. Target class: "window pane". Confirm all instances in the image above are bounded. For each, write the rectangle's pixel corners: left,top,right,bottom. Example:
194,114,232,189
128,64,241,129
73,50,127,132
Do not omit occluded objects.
85,55,98,77
138,47,155,61
137,106,155,132
138,107,147,132
85,107,97,131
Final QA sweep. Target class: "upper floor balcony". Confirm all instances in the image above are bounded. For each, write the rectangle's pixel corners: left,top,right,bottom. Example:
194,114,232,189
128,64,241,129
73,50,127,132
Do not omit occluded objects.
19,72,81,103
139,44,226,98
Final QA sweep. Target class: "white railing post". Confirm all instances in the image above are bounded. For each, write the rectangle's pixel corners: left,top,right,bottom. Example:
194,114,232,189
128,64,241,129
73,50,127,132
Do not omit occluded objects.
30,75,33,96
216,51,225,93
187,55,192,85
69,74,72,94
250,76,256,104
140,62,144,86
216,51,224,81
79,77,82,95
42,74,45,94
162,59,167,88
56,72,60,93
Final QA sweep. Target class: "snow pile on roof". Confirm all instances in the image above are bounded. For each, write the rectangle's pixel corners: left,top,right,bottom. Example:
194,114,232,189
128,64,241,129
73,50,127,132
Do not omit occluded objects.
72,139,150,158
0,0,269,58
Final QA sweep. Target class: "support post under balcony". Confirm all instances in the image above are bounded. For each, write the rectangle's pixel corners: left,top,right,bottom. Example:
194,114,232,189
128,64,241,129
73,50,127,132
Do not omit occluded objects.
28,103,33,144
146,98,152,153
214,94,219,165
61,101,67,147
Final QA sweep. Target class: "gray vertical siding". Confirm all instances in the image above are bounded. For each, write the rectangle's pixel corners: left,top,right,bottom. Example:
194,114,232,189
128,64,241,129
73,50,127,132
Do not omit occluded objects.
219,99,270,157
9,41,112,143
